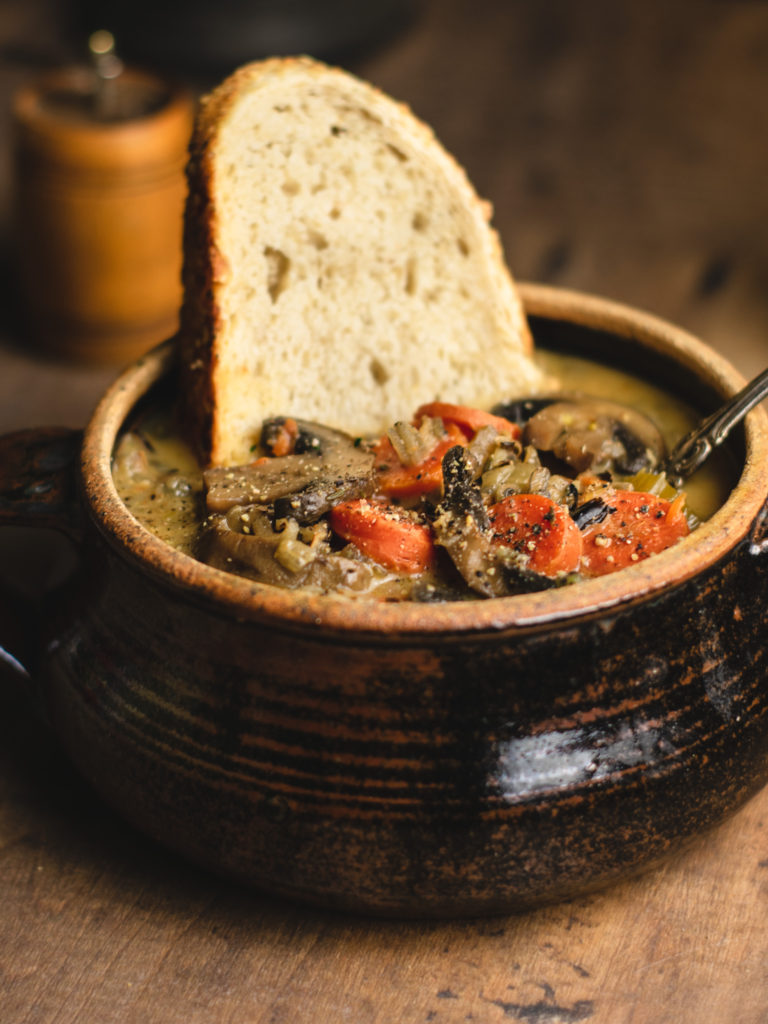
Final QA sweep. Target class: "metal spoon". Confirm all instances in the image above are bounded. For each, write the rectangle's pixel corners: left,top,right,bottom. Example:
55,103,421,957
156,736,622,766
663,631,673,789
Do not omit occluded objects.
664,366,768,488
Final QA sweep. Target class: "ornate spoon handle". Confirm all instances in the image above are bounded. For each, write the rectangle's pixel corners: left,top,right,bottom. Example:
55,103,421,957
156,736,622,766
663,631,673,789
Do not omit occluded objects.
665,366,768,487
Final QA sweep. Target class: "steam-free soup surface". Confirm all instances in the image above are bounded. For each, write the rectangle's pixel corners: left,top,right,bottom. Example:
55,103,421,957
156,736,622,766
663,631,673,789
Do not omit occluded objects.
112,350,734,598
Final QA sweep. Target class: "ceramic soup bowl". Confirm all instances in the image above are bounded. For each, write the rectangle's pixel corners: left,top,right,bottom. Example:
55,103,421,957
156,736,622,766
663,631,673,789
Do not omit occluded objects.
2,283,768,917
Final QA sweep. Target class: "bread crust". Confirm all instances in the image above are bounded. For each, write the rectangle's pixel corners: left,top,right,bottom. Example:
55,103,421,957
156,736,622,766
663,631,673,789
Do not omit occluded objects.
178,57,536,466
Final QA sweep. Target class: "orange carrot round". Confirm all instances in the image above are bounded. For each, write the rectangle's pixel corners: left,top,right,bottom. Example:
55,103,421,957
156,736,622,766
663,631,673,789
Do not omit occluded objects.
373,423,467,498
579,490,690,577
329,499,435,574
414,402,521,440
488,494,582,576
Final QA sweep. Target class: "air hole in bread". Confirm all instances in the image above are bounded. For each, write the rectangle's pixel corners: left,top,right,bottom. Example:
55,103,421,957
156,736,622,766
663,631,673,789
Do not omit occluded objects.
273,104,292,113
457,237,470,256
264,246,290,303
357,107,382,125
369,357,390,386
308,230,329,250
404,258,417,295
282,180,300,196
330,124,346,136
329,207,341,220
412,211,428,232
386,143,408,162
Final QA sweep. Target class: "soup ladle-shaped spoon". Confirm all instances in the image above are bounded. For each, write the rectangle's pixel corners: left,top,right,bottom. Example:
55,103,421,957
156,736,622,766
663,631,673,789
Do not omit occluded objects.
664,366,768,488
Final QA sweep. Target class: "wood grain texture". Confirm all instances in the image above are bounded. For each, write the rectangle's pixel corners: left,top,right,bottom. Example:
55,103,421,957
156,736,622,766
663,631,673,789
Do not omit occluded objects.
4,671,768,1024
357,0,768,379
3,0,768,1020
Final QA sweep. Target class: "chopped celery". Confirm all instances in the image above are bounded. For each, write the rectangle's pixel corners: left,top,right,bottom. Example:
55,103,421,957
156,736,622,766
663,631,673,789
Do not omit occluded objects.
622,470,700,530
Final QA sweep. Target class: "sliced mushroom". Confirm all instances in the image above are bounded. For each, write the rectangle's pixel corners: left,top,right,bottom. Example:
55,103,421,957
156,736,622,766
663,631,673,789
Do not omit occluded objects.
198,504,380,593
199,505,294,584
491,396,560,427
431,447,496,596
431,447,556,597
441,444,489,528
203,419,375,522
570,495,617,529
523,399,666,476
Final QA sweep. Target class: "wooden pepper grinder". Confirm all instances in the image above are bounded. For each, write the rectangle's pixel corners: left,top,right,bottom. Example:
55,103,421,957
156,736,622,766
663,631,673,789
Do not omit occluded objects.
12,32,195,364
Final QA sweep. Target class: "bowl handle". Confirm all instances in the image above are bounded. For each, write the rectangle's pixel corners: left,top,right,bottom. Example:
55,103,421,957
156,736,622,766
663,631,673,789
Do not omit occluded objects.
0,427,83,681
0,427,83,539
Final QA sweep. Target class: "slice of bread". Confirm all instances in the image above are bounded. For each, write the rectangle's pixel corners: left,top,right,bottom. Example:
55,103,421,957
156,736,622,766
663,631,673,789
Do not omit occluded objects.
179,57,543,466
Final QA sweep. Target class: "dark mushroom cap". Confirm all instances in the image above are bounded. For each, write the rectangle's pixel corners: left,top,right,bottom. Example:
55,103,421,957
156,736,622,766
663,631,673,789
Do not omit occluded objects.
199,504,379,592
523,398,666,476
203,419,375,520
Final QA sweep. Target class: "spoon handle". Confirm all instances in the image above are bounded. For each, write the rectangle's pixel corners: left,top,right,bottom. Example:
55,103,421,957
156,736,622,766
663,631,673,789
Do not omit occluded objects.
665,366,768,487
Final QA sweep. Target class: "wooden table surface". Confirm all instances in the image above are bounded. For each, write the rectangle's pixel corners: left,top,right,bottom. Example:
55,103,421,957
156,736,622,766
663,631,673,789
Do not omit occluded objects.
3,2,768,1021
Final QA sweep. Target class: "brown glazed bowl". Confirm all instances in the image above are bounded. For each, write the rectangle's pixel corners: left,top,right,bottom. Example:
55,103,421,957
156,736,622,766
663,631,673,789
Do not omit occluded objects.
2,283,768,918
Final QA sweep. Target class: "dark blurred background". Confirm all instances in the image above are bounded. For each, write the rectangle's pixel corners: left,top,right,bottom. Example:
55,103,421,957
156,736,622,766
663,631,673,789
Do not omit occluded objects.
1,0,768,405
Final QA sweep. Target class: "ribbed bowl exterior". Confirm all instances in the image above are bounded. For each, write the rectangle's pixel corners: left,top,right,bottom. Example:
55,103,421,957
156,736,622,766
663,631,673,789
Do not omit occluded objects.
41,495,768,915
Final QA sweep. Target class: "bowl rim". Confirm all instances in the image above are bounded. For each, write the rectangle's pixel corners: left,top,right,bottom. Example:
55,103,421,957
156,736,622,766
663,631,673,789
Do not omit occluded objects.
81,283,768,637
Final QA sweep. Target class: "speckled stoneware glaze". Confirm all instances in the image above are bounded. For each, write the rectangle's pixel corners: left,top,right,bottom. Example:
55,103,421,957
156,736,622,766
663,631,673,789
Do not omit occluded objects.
3,284,768,917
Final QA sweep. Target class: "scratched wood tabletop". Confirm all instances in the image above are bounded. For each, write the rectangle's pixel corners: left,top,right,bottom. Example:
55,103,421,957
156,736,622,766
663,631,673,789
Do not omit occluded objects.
3,1,768,1022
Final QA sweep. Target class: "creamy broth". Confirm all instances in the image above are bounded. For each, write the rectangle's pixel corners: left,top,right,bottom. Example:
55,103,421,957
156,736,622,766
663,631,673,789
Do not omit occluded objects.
113,413,203,555
536,350,731,521
112,351,735,596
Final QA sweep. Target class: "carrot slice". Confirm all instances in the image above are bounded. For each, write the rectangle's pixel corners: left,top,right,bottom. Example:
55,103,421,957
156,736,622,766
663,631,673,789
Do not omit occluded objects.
487,494,582,576
414,402,521,440
329,499,435,574
265,417,299,457
373,423,467,498
579,490,690,577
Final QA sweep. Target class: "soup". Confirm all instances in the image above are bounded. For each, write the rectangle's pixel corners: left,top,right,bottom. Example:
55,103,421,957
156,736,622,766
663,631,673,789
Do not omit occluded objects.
112,351,733,601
